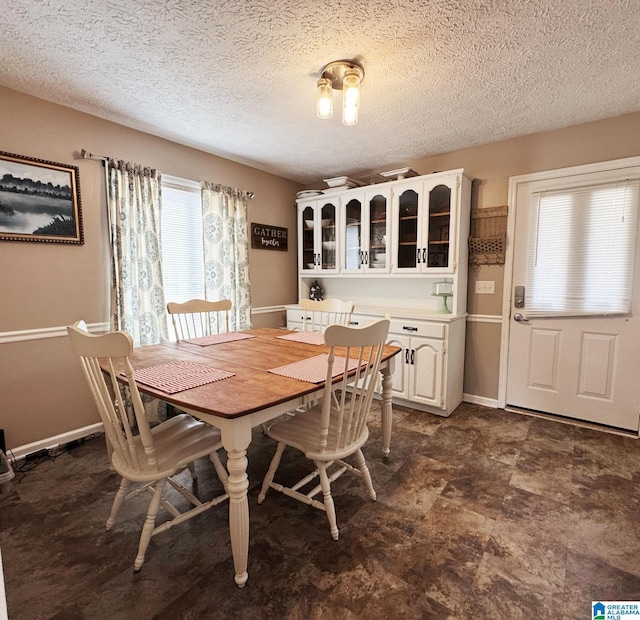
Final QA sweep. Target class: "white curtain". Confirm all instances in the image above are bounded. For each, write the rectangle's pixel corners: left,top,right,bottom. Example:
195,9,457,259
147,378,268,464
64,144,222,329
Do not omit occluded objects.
106,159,168,345
201,182,252,330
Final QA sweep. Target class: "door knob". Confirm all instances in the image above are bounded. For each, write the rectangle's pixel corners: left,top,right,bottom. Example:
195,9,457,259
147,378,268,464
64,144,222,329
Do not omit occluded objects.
513,313,529,323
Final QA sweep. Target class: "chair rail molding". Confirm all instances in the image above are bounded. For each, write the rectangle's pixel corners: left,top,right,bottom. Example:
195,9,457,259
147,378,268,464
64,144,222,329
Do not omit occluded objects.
250,305,286,315
466,314,503,324
0,322,110,345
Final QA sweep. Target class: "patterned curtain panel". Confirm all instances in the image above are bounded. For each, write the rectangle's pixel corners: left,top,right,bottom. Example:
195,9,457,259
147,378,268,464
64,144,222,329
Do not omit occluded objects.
201,183,252,331
106,159,168,346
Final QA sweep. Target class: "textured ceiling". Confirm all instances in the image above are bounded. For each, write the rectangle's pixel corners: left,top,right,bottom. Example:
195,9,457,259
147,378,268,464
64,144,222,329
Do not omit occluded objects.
2,0,640,184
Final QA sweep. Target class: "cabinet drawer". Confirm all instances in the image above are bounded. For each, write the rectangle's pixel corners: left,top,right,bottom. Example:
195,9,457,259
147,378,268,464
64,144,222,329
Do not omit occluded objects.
286,308,306,323
389,319,446,339
347,313,379,328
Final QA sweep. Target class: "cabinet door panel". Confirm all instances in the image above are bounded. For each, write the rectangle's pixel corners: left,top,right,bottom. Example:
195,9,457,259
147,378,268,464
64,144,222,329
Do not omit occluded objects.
426,183,452,269
410,338,444,408
320,201,338,272
343,195,363,272
367,190,390,272
299,204,317,273
395,187,420,271
386,335,410,399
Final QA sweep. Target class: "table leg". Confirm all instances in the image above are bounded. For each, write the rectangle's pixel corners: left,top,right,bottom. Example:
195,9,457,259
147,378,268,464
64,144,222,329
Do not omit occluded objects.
220,418,252,587
380,361,394,458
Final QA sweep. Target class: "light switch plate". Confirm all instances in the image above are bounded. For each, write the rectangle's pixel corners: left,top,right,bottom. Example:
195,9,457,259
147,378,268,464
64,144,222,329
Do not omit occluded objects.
475,280,495,294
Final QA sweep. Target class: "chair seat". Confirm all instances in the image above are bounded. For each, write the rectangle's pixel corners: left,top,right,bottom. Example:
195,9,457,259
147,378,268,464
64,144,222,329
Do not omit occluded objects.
111,414,223,482
266,405,369,462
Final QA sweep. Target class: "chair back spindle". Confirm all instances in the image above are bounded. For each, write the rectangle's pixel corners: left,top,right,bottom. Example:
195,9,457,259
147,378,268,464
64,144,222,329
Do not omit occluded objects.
299,298,354,333
167,299,232,340
321,319,388,453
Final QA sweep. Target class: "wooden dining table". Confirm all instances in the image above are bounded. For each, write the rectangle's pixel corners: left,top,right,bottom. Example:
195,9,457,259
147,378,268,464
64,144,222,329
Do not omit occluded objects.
106,327,401,587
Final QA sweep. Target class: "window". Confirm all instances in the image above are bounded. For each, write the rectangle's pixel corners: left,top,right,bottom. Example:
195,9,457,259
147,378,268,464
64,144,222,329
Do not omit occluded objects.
161,175,204,338
526,178,640,316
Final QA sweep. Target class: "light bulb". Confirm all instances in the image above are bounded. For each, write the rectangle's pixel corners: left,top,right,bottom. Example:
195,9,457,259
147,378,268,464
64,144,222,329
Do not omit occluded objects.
342,68,361,126
316,77,333,119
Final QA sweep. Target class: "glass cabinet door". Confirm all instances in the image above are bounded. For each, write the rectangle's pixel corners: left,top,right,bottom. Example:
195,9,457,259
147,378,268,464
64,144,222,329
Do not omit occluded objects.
320,201,337,271
426,184,452,268
301,205,316,272
396,188,419,269
368,192,388,270
344,197,363,271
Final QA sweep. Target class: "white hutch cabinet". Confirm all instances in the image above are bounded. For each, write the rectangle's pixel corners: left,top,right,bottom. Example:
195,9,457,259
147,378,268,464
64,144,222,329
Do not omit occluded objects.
288,169,471,417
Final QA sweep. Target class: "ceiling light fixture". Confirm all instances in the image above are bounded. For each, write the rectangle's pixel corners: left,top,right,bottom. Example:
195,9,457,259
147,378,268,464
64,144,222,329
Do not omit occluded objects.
316,60,365,126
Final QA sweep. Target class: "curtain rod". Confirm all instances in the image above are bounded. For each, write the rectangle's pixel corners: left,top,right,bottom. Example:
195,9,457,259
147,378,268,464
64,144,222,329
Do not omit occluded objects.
79,148,109,161
79,148,255,198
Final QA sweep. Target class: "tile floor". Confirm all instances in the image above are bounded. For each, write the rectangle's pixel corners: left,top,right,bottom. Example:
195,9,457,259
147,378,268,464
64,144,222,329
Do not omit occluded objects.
2,402,640,619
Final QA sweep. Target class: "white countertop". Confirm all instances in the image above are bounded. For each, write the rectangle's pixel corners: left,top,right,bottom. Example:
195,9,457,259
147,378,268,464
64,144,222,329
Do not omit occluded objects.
284,303,467,322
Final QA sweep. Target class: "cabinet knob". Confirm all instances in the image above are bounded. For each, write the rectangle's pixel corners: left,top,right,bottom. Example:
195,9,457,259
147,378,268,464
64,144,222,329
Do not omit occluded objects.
402,326,418,332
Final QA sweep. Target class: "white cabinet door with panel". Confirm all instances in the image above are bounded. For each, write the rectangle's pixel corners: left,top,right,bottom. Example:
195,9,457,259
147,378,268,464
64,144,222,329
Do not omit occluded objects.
392,174,461,274
298,198,340,275
386,322,446,410
410,337,445,408
342,188,392,273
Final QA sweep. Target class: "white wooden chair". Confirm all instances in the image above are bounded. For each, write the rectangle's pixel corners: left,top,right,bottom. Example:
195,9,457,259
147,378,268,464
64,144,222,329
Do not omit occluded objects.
299,298,354,333
167,299,232,340
258,318,390,540
67,321,229,571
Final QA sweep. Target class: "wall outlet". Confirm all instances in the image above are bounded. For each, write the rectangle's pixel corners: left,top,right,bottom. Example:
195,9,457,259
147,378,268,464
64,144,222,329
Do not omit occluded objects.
475,280,495,294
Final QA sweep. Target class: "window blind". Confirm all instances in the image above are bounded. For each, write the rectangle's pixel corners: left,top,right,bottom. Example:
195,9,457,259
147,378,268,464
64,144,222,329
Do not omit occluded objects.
160,178,205,306
526,178,639,317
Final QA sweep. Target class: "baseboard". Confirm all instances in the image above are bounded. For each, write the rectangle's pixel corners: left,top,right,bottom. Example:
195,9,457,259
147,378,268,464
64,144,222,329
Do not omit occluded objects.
462,393,499,408
8,423,104,461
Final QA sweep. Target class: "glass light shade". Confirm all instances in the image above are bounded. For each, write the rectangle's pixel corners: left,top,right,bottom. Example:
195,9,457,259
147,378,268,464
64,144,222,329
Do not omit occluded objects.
316,78,333,119
342,68,361,125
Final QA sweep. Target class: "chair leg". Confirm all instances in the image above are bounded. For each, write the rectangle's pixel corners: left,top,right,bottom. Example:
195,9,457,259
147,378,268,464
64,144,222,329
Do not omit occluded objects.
134,479,165,572
355,449,376,501
209,451,229,493
318,462,339,540
258,442,286,503
106,477,130,531
186,461,197,479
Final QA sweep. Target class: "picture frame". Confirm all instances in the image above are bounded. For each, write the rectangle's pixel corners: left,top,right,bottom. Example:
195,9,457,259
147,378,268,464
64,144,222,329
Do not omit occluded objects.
0,151,83,244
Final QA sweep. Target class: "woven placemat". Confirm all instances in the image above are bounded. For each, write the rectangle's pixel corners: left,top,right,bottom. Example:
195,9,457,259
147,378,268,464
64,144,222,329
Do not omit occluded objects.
133,360,234,393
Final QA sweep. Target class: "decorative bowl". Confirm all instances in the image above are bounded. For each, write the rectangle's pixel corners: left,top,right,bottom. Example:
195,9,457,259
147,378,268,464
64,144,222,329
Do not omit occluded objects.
323,176,362,188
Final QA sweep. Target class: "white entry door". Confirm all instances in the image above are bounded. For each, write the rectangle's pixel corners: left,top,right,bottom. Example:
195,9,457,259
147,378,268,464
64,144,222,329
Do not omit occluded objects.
504,159,640,432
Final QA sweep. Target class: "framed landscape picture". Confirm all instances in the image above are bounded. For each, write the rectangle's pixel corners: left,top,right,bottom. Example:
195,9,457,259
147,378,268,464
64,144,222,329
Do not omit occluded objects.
0,151,83,244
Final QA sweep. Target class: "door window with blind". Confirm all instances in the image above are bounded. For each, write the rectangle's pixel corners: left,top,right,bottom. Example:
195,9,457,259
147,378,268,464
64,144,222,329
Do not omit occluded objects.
526,178,640,316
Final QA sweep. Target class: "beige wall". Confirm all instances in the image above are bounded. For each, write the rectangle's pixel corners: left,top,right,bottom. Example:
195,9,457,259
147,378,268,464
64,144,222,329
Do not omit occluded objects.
2,82,640,448
0,86,301,449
